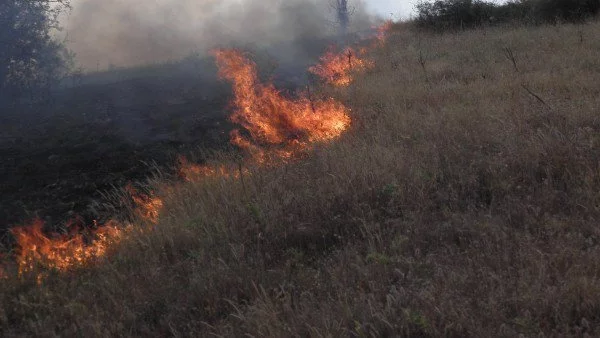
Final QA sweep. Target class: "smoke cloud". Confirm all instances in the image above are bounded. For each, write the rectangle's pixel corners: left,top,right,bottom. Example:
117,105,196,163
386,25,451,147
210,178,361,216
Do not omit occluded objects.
62,0,377,70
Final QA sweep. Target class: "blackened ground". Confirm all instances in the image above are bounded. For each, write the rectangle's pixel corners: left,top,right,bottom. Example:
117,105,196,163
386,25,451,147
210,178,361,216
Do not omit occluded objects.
0,72,234,239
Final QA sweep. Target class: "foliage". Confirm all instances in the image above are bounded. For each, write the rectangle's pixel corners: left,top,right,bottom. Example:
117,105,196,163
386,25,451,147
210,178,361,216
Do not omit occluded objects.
415,0,600,31
415,0,498,30
0,0,72,103
533,0,600,22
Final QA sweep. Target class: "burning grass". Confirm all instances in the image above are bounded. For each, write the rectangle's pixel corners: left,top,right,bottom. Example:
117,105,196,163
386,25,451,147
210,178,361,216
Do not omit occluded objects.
4,185,163,279
308,21,391,87
214,49,351,162
309,46,374,87
4,19,600,337
10,219,127,278
0,46,354,277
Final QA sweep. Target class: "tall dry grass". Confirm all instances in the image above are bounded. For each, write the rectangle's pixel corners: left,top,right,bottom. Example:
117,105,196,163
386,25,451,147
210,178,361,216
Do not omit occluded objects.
2,21,600,336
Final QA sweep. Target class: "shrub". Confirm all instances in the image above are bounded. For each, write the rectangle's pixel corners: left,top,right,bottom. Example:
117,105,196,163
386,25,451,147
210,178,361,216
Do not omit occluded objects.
415,0,600,31
415,0,497,31
533,0,600,22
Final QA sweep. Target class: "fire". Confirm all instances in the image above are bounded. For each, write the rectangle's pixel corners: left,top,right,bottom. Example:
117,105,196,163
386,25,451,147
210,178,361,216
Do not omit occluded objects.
309,21,393,87
125,184,164,224
375,20,393,45
177,155,234,182
213,49,351,161
5,185,162,278
2,45,358,280
10,218,126,276
309,46,373,87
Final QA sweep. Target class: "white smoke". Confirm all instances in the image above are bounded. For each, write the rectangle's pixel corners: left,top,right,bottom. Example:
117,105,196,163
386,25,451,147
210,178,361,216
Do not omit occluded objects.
61,0,377,70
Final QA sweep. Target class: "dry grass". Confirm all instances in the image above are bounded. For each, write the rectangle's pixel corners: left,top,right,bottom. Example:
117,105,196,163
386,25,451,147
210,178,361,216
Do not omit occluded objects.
3,21,600,336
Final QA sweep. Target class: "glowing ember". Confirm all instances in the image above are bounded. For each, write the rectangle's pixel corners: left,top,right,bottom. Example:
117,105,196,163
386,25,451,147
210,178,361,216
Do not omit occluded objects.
10,218,126,276
213,49,351,160
125,184,164,224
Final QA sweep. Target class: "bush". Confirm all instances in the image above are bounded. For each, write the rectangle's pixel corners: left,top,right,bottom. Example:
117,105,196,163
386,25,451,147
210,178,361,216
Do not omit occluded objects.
533,0,600,22
415,0,600,31
415,0,497,31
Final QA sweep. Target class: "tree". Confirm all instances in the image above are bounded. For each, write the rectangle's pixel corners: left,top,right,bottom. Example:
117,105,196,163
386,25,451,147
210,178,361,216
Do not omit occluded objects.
0,0,71,103
335,0,350,35
533,0,600,22
414,0,600,31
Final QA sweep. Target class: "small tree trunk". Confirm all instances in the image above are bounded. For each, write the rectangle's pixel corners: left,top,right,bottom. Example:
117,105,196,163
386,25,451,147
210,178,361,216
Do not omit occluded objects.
336,0,349,36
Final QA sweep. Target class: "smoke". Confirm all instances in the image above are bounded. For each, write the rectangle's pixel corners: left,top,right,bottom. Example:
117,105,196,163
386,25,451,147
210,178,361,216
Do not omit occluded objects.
62,0,377,70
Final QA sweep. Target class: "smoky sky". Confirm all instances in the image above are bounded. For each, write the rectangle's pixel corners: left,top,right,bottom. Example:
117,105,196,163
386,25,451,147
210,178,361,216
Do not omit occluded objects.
61,0,377,70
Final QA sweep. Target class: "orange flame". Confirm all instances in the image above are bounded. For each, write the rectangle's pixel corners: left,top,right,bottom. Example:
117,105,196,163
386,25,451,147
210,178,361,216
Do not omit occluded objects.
125,184,164,224
6,184,162,278
213,49,351,161
2,47,357,280
375,20,393,45
309,21,392,87
309,46,373,87
10,218,126,276
177,155,235,182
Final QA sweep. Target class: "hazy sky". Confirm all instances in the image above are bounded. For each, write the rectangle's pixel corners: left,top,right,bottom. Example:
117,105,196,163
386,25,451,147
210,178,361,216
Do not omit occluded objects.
60,0,415,69
365,0,414,19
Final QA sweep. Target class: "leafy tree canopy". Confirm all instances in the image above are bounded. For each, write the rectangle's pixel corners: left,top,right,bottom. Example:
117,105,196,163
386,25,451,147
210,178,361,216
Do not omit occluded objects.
0,0,72,101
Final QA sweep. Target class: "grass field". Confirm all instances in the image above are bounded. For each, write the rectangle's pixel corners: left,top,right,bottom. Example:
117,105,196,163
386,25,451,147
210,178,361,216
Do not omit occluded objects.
2,20,600,336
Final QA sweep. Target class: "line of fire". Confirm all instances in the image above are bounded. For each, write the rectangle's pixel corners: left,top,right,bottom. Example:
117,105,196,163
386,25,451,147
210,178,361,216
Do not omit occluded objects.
0,22,392,282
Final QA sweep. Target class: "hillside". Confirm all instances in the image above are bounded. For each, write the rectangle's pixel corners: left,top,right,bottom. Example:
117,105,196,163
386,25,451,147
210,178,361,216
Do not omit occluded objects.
2,20,600,336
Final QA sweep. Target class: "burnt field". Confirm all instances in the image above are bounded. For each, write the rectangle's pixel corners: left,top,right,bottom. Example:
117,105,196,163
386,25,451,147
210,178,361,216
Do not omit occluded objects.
0,60,236,237
0,33,340,241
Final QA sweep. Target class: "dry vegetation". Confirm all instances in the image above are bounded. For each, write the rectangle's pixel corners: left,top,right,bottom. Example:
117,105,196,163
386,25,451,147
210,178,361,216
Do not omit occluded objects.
3,20,600,336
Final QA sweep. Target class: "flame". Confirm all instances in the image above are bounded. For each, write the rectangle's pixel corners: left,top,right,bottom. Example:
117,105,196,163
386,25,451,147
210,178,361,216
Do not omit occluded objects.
10,218,126,276
375,20,393,45
177,155,235,182
125,184,164,224
2,47,357,280
309,21,392,87
309,46,373,87
213,49,351,161
5,185,162,278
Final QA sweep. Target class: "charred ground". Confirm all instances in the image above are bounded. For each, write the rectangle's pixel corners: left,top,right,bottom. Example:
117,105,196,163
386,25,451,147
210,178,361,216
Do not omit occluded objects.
0,58,234,236
0,47,334,238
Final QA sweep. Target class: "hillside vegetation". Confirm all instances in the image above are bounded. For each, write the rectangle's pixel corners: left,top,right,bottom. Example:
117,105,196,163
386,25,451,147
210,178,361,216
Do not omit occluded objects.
3,20,600,336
